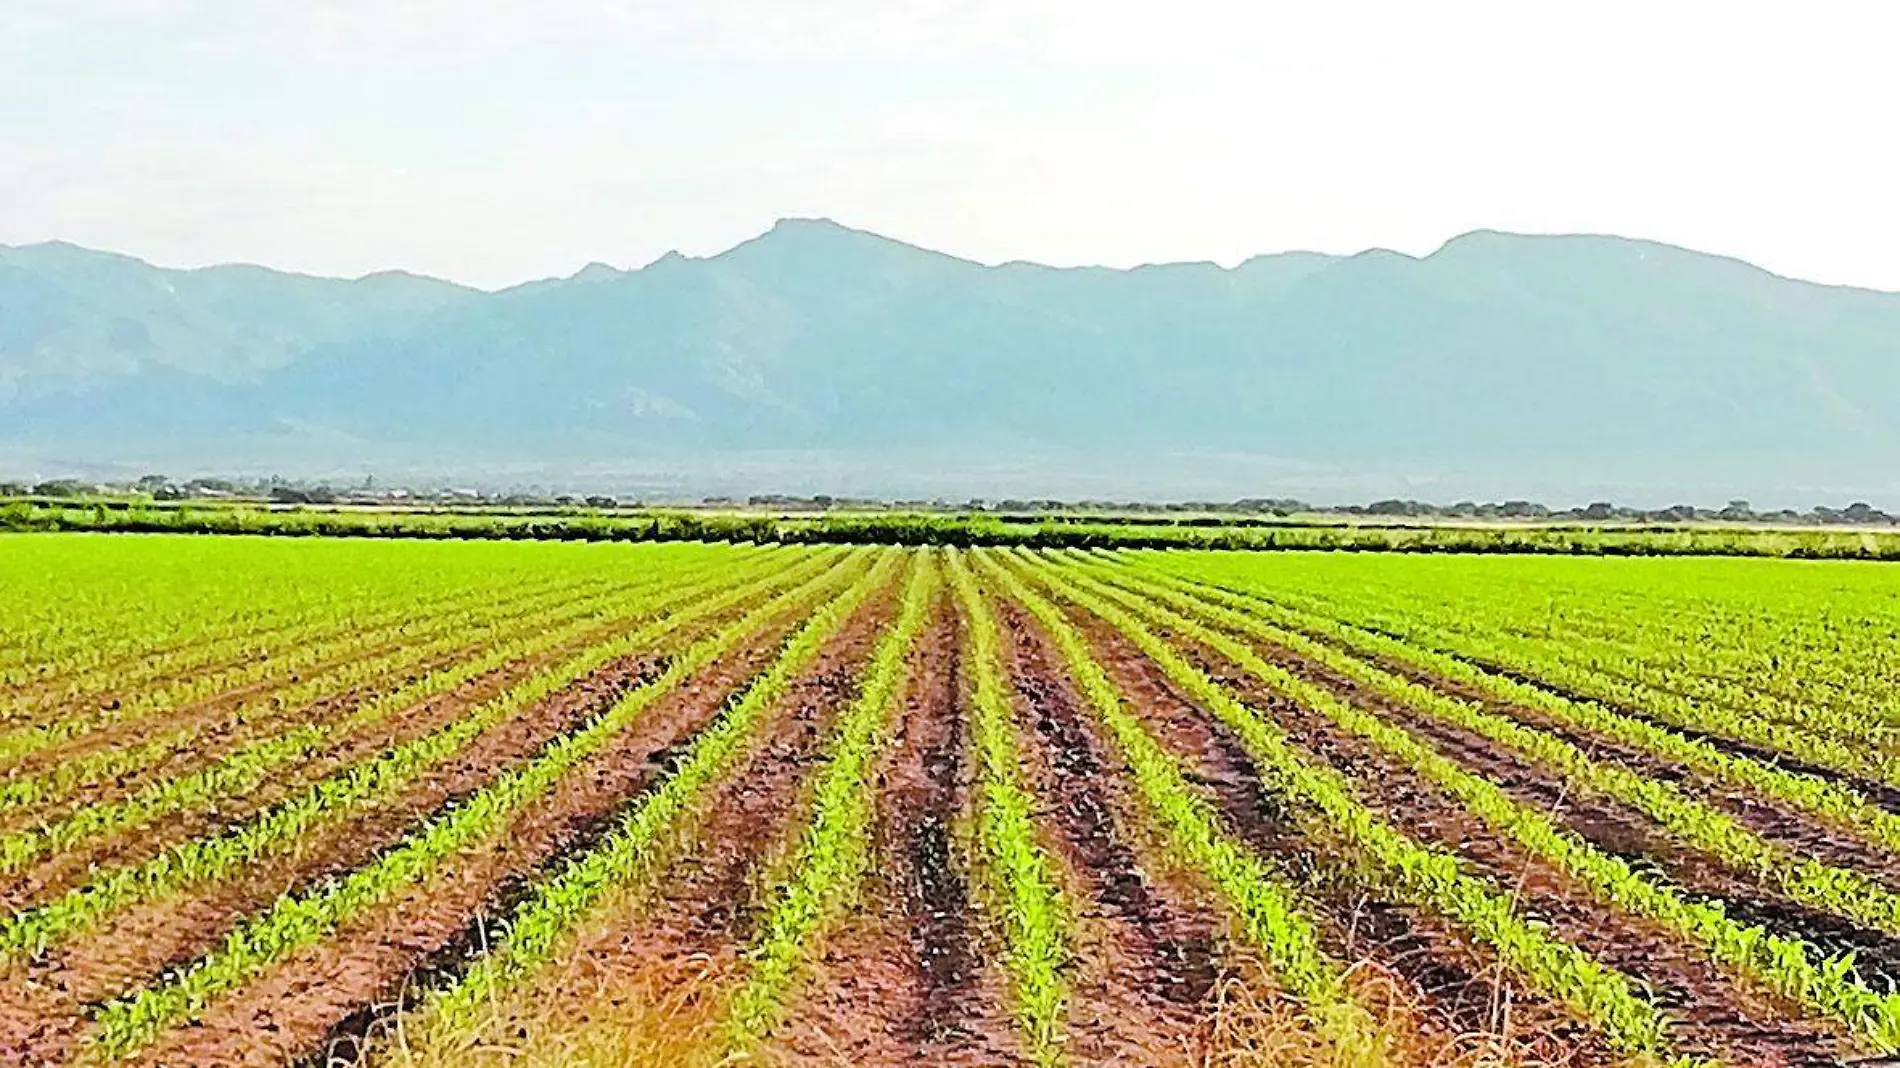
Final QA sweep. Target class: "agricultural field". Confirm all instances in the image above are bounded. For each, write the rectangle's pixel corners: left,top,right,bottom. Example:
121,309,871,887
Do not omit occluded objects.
1,535,1899,1066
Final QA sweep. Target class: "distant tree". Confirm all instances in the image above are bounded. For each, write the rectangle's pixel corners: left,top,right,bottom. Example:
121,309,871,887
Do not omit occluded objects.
1718,499,1754,521
1580,501,1615,521
0,482,24,497
32,479,86,498
585,495,618,509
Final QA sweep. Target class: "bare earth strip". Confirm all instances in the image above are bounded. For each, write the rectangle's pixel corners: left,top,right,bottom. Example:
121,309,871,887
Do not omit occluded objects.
764,599,1025,1067
1061,609,1614,1068
993,598,1230,1065
1163,619,1853,1068
355,577,904,1068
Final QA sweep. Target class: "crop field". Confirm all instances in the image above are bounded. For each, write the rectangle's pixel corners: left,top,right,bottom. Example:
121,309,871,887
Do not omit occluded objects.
3,535,1900,1067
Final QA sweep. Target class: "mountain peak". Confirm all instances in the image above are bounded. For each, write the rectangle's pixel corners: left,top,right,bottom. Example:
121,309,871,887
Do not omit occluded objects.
570,261,622,283
710,217,980,278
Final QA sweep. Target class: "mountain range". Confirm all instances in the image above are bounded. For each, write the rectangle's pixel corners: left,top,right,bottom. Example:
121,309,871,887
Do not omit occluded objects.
4,219,1900,505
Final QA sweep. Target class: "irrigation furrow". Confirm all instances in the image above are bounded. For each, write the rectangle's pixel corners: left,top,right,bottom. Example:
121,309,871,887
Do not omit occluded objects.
0,566,614,727
1058,556,1900,1056
755,589,1025,1067
1000,554,1689,1063
76,551,891,1060
0,550,850,972
1176,571,1900,792
336,552,904,1068
122,555,904,1068
725,555,938,1049
0,554,764,822
0,572,641,772
945,552,1073,1068
1116,568,1900,941
0,550,788,895
985,592,1233,1063
1101,558,1900,867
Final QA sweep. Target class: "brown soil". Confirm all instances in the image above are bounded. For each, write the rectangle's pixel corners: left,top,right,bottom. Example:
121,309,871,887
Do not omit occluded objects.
0,582,658,836
1344,637,1900,890
1062,610,1617,1068
763,599,1024,1067
2,575,616,728
0,605,358,720
0,639,703,1068
1287,637,1900,989
129,577,901,1067
1340,619,1900,814
0,605,704,911
1177,619,1858,1066
6,630,431,783
993,599,1229,1065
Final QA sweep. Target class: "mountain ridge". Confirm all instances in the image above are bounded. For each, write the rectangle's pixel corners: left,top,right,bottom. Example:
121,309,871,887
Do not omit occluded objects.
7,219,1895,294
4,220,1899,505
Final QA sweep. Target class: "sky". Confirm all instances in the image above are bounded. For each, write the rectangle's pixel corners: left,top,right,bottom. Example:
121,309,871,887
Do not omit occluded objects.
4,1,1899,291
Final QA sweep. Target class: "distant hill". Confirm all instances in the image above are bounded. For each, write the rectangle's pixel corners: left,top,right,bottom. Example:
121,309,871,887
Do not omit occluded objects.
5,219,1900,504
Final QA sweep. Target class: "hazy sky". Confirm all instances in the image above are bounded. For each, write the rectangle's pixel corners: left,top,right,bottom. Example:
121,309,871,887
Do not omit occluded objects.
4,1,1898,290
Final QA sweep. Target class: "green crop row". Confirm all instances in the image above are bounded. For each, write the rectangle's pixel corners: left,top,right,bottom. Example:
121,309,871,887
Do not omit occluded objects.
1313,588,1900,764
0,549,851,961
410,551,904,1043
1102,561,1900,941
1139,553,1900,786
0,564,613,726
0,536,520,686
1114,561,1900,865
724,553,940,1046
0,549,782,871
1010,555,1684,1061
973,555,1389,1058
1066,557,1900,1052
0,570,619,767
947,551,1071,1067
87,549,891,1059
0,556,707,818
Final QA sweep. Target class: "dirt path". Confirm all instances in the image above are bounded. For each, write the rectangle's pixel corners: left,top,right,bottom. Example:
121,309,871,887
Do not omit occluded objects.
764,600,1024,1067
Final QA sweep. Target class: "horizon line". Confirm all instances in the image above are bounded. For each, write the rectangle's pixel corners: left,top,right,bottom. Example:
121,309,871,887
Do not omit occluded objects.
6,218,1890,297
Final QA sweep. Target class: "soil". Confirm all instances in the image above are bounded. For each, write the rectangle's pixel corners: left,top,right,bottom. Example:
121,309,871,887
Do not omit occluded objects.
0,605,705,912
1171,617,1858,1066
0,579,670,838
993,600,1229,1064
761,599,1025,1067
1367,628,1900,814
1348,638,1900,889
1063,609,1620,1068
121,581,902,1068
4,559,1892,1068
